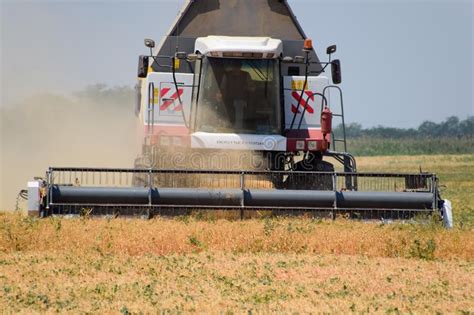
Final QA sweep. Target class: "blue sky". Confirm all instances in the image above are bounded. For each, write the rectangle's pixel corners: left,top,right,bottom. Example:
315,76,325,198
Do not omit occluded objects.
1,0,473,127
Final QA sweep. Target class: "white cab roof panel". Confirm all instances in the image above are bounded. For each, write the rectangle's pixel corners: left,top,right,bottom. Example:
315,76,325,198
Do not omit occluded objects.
195,36,283,57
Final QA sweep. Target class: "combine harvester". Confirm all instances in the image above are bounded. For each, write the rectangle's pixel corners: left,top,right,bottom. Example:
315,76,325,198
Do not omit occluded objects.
27,0,453,227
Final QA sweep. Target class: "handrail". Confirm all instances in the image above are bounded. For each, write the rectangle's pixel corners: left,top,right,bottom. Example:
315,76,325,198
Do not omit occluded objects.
322,85,347,152
147,82,155,137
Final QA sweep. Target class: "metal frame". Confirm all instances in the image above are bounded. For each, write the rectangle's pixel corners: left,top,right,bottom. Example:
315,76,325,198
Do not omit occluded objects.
147,82,155,138
322,85,347,152
44,167,440,220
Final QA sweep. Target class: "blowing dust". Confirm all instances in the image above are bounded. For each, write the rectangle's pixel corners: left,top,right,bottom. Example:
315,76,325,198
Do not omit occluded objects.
0,89,139,210
1,87,279,210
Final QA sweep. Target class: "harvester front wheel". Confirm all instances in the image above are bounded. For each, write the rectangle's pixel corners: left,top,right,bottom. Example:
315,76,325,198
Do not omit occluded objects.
285,157,334,190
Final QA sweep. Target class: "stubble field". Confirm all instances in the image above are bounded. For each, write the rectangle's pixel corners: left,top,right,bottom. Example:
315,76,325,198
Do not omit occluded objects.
1,154,473,313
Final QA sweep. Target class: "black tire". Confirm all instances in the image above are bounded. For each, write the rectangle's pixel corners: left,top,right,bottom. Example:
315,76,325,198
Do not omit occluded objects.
285,159,334,190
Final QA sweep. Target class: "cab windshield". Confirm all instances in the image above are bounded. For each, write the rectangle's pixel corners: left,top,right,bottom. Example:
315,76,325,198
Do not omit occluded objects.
196,57,280,134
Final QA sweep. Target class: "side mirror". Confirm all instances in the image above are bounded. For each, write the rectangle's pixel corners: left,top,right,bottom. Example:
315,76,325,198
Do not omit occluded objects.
331,59,342,84
326,45,337,55
144,38,155,48
137,55,149,78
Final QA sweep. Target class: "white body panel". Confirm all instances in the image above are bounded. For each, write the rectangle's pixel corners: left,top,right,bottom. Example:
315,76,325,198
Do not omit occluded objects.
195,36,282,58
191,132,287,151
27,181,41,214
442,199,453,229
143,72,194,126
283,76,329,129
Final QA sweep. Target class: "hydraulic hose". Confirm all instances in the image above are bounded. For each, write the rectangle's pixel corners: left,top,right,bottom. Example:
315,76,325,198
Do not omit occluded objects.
172,56,189,128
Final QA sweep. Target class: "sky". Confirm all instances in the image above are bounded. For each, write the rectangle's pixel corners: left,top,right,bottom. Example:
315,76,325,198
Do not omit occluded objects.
1,0,473,127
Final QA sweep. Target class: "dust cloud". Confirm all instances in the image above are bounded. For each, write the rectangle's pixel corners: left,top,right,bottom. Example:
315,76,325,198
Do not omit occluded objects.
0,86,280,210
0,86,140,210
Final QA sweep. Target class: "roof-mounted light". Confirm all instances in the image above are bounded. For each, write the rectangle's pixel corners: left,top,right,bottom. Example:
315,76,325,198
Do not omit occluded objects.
218,52,265,58
303,38,313,51
144,38,155,48
294,56,305,63
175,52,187,60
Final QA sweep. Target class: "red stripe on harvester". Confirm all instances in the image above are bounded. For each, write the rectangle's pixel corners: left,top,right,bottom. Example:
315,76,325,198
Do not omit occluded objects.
160,89,184,111
291,91,314,114
305,90,314,101
160,87,171,98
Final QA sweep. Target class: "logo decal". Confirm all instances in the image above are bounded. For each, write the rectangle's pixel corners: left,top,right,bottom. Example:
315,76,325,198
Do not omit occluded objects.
291,91,314,114
159,87,184,113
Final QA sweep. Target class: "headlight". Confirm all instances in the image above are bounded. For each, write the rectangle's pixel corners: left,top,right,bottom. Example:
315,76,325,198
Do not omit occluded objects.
173,136,182,146
307,141,317,150
296,140,305,150
160,136,170,146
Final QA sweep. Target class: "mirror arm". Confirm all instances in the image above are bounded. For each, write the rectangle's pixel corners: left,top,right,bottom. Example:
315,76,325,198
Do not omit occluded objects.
309,63,330,75
147,55,176,69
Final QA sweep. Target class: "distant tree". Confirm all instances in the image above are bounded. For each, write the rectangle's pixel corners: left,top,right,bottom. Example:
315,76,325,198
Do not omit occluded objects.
341,123,363,138
365,126,414,139
459,116,474,137
440,116,460,137
418,120,439,137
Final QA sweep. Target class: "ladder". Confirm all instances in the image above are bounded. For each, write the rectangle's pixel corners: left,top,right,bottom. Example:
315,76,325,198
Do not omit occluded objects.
146,82,155,145
322,85,347,153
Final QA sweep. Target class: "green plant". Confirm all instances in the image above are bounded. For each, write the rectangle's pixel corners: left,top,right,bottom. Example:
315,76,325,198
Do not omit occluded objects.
263,218,276,236
409,238,436,260
189,235,203,248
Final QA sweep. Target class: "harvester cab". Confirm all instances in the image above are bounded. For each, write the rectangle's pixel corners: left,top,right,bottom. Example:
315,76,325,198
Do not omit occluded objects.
27,0,453,228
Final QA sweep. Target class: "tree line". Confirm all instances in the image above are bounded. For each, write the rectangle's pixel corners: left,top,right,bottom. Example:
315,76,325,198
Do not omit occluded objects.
335,116,474,139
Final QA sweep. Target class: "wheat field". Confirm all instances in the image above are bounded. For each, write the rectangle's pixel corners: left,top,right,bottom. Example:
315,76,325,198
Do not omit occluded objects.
1,154,473,313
